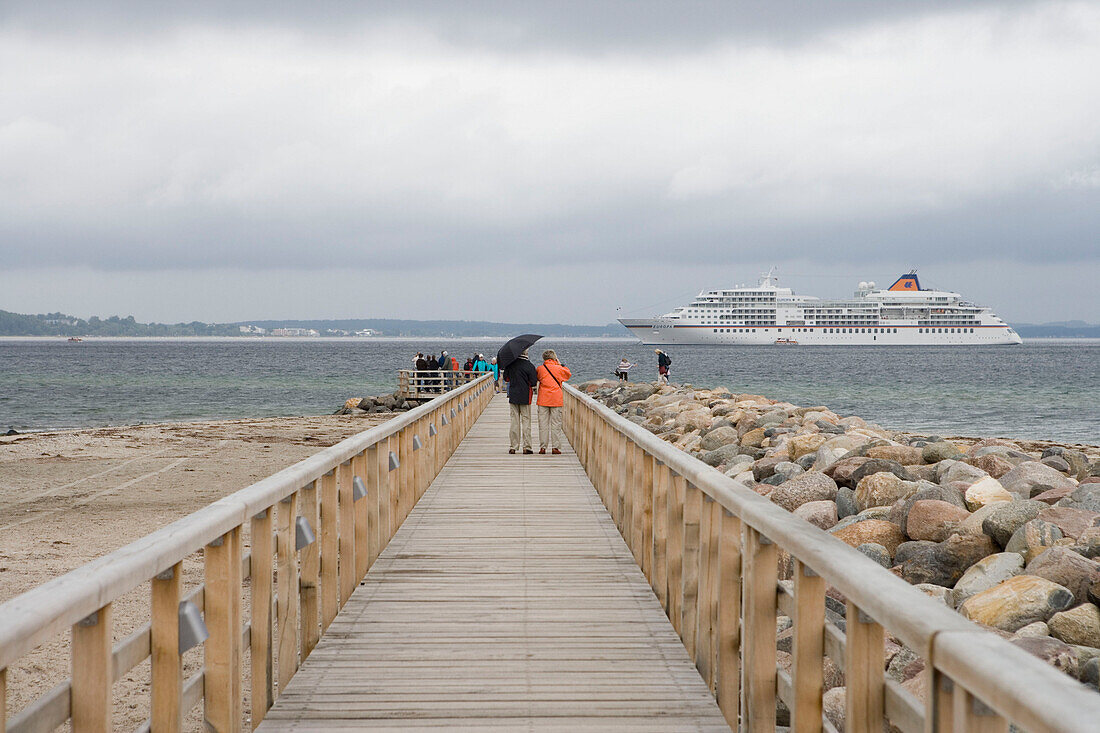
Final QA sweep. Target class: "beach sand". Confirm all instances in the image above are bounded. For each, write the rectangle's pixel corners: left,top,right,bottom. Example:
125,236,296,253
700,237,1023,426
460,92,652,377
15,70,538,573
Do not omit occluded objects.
0,413,387,729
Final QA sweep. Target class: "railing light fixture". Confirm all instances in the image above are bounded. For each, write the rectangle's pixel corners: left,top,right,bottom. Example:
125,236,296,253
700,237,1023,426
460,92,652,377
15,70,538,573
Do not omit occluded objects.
352,476,367,501
295,516,316,550
178,600,209,653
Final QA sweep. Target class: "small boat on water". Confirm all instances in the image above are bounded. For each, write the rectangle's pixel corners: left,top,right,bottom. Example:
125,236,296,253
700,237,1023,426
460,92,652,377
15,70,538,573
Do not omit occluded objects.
774,338,798,345
67,337,83,342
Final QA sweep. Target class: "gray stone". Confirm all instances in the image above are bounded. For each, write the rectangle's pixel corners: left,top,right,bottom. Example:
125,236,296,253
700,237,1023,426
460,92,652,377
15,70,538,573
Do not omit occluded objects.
952,552,1025,606
849,459,915,485
700,425,738,452
1048,604,1100,647
1005,518,1064,563
982,500,1048,548
793,500,839,530
923,440,962,463
701,443,743,467
836,487,859,518
1063,484,1100,513
1009,635,1079,677
857,542,891,568
1041,455,1072,474
941,461,989,486
893,533,997,587
1000,461,1077,500
1026,546,1100,602
769,472,839,512
772,461,805,482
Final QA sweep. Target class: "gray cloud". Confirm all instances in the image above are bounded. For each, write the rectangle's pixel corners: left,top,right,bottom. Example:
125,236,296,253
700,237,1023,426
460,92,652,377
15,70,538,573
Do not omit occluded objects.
1,1,1098,323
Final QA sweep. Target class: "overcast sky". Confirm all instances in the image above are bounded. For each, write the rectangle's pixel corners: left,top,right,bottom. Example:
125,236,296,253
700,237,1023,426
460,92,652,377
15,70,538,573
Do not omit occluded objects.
2,1,1098,324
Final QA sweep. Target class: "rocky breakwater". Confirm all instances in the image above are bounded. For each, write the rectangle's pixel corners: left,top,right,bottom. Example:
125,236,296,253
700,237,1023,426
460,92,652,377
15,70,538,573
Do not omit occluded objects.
579,378,1100,716
334,392,417,415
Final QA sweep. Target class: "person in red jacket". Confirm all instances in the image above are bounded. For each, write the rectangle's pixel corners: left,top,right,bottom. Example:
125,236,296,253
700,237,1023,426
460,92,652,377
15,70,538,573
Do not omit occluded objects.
535,349,571,454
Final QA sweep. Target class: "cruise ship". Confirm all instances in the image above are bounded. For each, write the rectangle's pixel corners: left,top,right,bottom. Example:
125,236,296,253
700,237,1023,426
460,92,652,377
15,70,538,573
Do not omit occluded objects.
618,271,1021,346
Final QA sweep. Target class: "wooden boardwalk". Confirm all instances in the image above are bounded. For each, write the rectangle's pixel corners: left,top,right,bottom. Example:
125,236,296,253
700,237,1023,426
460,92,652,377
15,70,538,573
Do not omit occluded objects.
258,394,728,731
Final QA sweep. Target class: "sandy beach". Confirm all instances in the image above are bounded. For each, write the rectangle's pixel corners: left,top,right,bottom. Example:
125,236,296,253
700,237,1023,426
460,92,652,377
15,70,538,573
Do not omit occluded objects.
0,413,387,728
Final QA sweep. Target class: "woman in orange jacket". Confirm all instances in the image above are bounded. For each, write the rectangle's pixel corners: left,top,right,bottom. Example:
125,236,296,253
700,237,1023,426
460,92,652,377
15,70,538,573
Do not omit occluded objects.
535,349,571,454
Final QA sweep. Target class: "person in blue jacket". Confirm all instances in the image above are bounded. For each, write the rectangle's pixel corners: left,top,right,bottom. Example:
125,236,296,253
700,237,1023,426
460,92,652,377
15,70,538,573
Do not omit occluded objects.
489,357,501,392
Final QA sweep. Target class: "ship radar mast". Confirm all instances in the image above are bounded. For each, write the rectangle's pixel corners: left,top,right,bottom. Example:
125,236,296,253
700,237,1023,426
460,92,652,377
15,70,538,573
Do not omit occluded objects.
759,266,779,288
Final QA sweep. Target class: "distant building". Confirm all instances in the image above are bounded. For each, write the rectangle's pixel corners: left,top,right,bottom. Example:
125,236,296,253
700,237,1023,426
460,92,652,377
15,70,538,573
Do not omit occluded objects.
325,329,351,336
271,328,319,337
239,325,267,334
354,328,380,337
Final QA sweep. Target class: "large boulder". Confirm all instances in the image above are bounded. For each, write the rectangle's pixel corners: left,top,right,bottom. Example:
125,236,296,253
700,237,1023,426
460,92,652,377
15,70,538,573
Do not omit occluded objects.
674,408,713,431
824,456,874,488
893,533,996,587
982,500,1048,547
959,575,1075,631
830,519,906,555
1010,636,1079,677
1005,518,1064,563
855,473,920,511
952,552,1025,606
906,500,971,542
611,382,657,405
1000,461,1077,500
850,459,914,485
1048,604,1100,648
788,433,829,460
1039,506,1100,540
941,461,989,487
964,476,1014,511
793,500,839,530
701,444,743,467
923,440,962,463
770,473,839,512
865,445,924,465
1062,484,1100,513
1026,547,1100,602
965,453,1016,479
700,425,738,452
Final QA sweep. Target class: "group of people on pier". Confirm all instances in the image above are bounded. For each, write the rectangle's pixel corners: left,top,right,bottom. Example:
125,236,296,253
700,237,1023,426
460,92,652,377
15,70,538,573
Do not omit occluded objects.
413,351,502,392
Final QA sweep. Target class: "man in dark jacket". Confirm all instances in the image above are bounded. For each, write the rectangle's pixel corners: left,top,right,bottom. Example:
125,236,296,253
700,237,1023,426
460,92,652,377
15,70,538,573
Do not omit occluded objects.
438,350,450,390
503,349,539,454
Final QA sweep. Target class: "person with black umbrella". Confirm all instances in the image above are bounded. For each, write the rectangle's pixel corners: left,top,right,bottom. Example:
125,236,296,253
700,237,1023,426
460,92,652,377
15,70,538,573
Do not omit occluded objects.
503,348,539,454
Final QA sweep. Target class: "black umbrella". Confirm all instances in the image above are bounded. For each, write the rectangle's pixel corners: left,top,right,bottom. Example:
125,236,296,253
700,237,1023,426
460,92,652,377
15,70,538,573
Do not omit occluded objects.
496,334,542,370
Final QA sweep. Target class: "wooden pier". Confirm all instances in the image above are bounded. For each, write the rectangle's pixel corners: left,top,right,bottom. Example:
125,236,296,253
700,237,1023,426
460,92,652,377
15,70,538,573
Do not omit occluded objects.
258,395,726,730
3,374,1100,732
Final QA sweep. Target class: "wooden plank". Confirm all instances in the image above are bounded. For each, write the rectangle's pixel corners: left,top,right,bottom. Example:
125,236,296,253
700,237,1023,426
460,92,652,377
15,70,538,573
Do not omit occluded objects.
680,483,702,658
792,560,825,733
845,602,884,733
652,462,669,612
152,563,183,732
337,461,356,607
694,494,715,686
72,604,113,733
952,687,1007,733
256,395,726,731
667,474,686,637
716,509,741,729
205,526,242,733
250,509,274,727
277,493,300,690
743,525,777,733
320,470,339,630
352,452,370,582
640,452,654,584
298,481,320,660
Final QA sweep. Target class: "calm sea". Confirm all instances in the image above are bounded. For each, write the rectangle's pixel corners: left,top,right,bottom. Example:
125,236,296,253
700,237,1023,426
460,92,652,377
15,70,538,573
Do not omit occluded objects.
0,338,1097,444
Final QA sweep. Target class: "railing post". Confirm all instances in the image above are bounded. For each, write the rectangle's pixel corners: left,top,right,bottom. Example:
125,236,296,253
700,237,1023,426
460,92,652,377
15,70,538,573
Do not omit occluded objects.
204,525,242,733
320,470,339,630
337,461,356,607
653,461,670,612
298,482,319,660
929,669,955,733
792,559,824,733
743,525,777,732
151,563,183,732
399,427,413,525
681,483,702,658
381,436,395,542
353,451,370,581
72,604,112,732
622,440,635,550
845,602,884,733
640,451,654,583
695,494,715,686
667,473,686,636
250,509,274,727
278,493,300,689
717,509,742,729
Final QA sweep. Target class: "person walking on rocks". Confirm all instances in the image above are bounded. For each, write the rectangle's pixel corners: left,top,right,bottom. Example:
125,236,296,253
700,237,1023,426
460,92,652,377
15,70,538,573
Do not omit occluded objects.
656,349,672,385
504,349,539,454
614,356,635,382
536,349,571,454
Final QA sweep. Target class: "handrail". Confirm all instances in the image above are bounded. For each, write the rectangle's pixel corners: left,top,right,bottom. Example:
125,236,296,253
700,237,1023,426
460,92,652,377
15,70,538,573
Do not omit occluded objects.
0,374,494,731
562,382,1100,733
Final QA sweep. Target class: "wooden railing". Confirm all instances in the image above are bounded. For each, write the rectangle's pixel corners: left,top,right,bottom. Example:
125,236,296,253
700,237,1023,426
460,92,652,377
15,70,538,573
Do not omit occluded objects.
562,383,1100,733
0,375,494,733
397,370,485,401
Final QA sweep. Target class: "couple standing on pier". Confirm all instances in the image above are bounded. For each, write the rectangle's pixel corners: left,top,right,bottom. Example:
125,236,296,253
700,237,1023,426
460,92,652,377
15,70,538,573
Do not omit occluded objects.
504,349,571,455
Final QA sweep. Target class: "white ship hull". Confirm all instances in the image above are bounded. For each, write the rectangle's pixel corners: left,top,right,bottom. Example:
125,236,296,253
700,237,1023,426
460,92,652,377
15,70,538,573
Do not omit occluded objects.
620,321,1021,346
618,271,1022,346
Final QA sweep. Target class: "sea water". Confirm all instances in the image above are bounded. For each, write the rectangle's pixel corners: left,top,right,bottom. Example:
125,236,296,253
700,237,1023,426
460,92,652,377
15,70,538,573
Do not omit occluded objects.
1,338,1097,443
